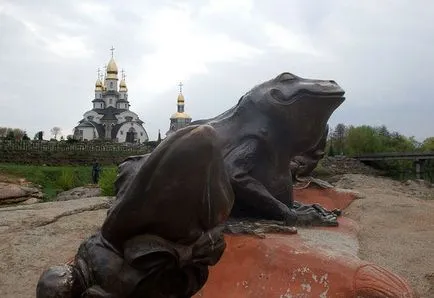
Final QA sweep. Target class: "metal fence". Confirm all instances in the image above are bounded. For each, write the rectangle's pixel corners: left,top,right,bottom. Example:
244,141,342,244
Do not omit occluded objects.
0,140,154,152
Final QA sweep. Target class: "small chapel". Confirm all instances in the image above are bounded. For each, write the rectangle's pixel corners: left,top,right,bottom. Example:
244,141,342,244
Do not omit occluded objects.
166,82,192,136
73,48,149,143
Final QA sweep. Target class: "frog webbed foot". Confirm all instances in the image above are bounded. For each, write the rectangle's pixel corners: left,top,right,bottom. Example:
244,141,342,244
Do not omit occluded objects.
36,265,82,298
292,202,339,227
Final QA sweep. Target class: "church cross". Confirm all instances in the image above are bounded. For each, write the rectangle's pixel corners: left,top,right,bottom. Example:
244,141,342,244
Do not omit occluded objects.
110,46,115,57
121,69,126,80
178,82,183,93
97,68,101,78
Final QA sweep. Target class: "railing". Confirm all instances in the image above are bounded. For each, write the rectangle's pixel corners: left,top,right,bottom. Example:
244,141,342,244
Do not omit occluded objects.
0,140,154,152
353,152,434,161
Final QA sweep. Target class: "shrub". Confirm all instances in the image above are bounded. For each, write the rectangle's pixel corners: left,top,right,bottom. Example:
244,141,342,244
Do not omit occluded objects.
57,168,76,190
312,165,332,177
98,168,118,196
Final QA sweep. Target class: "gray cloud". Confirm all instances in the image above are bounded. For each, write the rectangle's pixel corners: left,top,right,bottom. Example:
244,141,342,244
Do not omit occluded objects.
0,0,433,141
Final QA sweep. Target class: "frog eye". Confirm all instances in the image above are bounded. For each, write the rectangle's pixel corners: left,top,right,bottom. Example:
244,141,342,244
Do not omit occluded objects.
276,72,296,82
270,88,286,101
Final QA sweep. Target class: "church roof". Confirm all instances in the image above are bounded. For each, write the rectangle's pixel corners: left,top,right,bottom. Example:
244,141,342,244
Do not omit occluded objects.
100,111,118,121
92,98,104,102
91,106,123,121
101,114,117,121
89,121,105,138
76,121,95,128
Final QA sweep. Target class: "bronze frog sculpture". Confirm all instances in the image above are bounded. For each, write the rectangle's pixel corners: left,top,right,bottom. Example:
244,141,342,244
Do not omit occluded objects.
36,125,234,298
192,72,345,226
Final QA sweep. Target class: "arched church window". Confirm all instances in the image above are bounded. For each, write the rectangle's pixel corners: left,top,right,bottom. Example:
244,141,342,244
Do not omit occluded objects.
110,82,113,88
109,99,112,104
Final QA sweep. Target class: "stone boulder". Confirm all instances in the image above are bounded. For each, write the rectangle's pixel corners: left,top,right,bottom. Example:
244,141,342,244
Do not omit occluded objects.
55,186,102,201
194,188,415,297
318,156,382,177
0,182,43,205
0,187,417,297
0,197,113,298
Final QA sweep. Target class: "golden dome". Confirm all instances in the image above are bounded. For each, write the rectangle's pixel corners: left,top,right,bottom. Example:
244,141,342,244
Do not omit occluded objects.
107,57,118,73
171,112,191,119
177,93,185,103
119,79,128,91
95,78,103,91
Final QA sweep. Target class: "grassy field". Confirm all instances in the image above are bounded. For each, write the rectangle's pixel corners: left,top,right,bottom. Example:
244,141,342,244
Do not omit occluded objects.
0,163,117,200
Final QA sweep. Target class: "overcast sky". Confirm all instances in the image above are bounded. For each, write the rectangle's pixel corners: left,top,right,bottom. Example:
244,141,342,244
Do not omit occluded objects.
1,0,433,141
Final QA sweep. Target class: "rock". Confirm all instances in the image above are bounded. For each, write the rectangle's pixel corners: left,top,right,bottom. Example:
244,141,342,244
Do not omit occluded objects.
0,197,28,205
194,188,415,297
0,182,44,205
19,186,43,198
55,186,101,201
318,156,381,177
0,187,417,298
0,183,27,200
20,197,42,205
334,187,364,199
0,197,112,298
195,235,414,298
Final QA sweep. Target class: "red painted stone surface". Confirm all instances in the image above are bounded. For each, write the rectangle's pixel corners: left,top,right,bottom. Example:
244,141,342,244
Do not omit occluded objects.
295,187,355,210
194,188,415,298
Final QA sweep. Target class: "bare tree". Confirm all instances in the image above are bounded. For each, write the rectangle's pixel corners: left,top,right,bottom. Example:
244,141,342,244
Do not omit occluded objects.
0,127,25,140
12,128,25,140
0,127,7,138
50,126,62,140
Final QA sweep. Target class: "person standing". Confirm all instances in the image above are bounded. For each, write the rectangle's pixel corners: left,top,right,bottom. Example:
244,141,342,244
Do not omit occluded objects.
92,160,101,184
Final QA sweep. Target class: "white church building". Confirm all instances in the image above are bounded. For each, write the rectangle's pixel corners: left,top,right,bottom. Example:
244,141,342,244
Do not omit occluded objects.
73,50,149,143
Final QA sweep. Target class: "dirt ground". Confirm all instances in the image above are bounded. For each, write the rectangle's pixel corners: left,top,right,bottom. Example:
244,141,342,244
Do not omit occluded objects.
339,174,434,298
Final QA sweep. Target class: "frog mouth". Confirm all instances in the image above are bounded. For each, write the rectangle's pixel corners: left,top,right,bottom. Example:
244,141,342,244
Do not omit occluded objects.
270,88,345,106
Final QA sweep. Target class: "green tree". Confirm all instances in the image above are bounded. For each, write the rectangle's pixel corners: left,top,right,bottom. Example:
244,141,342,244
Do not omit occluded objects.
22,132,30,141
421,137,434,152
327,143,335,156
345,125,383,155
5,130,15,140
332,123,347,155
34,131,44,140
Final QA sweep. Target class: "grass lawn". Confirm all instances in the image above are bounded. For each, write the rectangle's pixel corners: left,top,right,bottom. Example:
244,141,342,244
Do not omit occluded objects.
0,163,116,200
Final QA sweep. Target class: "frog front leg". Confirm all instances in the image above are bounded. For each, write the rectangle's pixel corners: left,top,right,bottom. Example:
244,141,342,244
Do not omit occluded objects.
225,139,298,225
